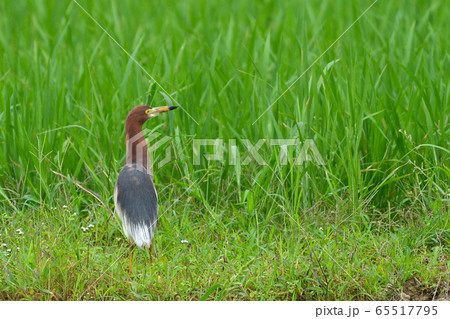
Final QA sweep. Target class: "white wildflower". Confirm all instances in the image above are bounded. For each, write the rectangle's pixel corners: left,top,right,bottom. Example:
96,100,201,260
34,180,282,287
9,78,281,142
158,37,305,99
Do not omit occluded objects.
88,224,94,228
181,240,189,244
7,249,11,252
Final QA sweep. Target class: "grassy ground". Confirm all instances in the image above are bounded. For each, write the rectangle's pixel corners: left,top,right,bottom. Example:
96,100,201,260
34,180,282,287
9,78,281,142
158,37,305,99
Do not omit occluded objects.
0,0,449,300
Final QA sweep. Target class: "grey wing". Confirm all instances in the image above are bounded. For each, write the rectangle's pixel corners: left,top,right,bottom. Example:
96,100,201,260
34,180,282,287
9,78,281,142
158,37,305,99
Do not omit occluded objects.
114,165,158,248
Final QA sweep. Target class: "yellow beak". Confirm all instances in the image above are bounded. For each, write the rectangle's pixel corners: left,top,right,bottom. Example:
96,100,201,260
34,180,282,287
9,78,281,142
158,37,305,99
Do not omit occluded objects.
151,105,179,116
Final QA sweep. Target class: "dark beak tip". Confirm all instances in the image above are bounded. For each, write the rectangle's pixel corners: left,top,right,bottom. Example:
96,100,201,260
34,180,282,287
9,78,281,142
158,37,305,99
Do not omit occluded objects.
169,106,179,110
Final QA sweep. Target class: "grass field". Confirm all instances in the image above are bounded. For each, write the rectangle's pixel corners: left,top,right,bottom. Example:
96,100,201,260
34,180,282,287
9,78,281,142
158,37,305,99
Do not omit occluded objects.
0,0,449,300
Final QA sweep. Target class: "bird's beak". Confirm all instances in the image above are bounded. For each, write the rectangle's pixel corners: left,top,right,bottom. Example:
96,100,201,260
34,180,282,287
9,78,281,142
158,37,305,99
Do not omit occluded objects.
150,106,179,116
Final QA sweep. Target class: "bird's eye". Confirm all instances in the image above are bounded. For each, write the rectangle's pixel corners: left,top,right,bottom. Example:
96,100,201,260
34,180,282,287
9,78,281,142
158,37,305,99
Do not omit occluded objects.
145,109,152,115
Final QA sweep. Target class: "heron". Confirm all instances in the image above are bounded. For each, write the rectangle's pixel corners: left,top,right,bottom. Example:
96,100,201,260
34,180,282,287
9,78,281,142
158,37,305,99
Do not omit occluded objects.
114,105,178,273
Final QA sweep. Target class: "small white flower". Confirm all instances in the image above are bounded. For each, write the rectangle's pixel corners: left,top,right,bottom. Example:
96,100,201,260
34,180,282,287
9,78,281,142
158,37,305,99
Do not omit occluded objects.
181,240,189,244
88,224,94,228
2,243,7,247
319,227,323,231
7,249,11,252
74,212,77,216
16,229,22,233
81,226,88,232
63,205,68,209
16,247,20,250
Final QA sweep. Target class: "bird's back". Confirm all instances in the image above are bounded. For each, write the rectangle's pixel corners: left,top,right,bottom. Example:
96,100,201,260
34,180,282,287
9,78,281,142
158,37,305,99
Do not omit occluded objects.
114,164,158,248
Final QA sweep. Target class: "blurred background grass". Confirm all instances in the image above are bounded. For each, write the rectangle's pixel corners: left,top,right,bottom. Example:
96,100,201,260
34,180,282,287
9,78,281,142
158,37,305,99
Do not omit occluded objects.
0,0,448,300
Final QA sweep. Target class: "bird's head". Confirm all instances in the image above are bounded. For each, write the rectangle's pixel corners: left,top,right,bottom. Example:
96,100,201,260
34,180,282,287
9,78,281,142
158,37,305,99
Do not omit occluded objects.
126,105,179,126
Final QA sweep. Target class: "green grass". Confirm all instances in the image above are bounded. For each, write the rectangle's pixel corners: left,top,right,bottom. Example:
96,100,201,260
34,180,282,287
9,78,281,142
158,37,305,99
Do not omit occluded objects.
0,0,449,300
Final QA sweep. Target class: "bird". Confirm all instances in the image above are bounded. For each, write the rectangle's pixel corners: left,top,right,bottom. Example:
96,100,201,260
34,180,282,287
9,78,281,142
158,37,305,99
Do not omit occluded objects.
114,104,178,273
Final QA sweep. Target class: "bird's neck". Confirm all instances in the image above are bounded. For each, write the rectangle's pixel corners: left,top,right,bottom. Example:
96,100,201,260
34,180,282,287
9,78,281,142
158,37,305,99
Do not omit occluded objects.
125,122,150,173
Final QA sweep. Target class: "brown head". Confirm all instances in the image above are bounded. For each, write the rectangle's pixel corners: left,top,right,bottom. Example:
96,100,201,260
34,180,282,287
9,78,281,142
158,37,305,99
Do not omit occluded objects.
126,105,179,128
124,105,178,172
